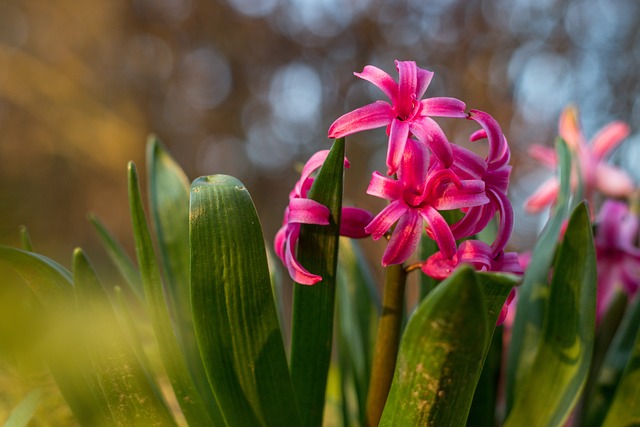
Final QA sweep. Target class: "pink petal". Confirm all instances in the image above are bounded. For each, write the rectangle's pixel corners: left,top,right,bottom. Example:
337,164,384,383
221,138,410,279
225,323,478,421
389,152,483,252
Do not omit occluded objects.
528,144,557,168
415,65,435,99
274,225,287,260
395,60,418,119
457,239,492,268
468,109,508,167
488,189,515,256
364,199,408,240
366,172,403,201
284,226,323,285
397,138,429,191
340,206,374,238
451,205,495,239
387,119,410,175
496,287,517,326
450,144,487,180
288,198,330,225
420,205,457,259
558,106,585,151
591,121,630,160
595,164,635,198
409,117,454,167
328,101,393,138
422,250,459,280
381,210,423,266
420,97,467,118
524,177,560,213
354,65,398,102
432,179,489,211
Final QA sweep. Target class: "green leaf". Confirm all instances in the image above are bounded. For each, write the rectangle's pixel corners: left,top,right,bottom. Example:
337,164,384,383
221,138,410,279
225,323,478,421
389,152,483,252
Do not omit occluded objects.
467,272,518,426
380,266,488,426
3,389,41,427
0,246,109,425
128,162,220,426
72,248,176,426
190,174,301,427
88,213,144,301
336,237,379,425
146,137,217,412
584,291,640,426
289,138,345,427
505,202,596,427
505,137,573,412
601,300,640,427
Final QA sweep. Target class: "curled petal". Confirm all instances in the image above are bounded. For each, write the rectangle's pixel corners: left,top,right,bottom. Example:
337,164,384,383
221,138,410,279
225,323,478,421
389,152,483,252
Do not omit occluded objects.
409,117,454,167
284,226,323,285
420,97,467,118
468,109,509,167
524,177,559,213
387,119,410,175
381,210,423,266
422,250,459,280
595,164,635,198
364,199,408,240
354,65,398,101
591,121,630,160
450,144,487,180
420,205,457,259
457,239,492,269
492,252,524,275
366,172,403,201
274,225,287,260
328,101,393,138
488,188,515,256
451,205,495,240
287,198,330,225
432,179,488,211
340,206,374,238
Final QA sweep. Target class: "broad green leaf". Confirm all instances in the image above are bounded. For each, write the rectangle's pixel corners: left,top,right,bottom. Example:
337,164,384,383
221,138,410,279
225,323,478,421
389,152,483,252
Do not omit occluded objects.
88,213,143,301
584,291,640,426
601,300,640,427
0,246,110,425
505,138,572,412
128,162,219,426
380,266,488,426
72,248,175,426
190,174,301,427
3,389,41,427
505,202,596,427
289,138,345,427
336,237,379,425
467,272,518,426
146,137,217,411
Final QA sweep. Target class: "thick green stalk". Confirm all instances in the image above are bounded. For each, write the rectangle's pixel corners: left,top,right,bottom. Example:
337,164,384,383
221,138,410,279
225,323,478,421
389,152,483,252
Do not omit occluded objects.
365,263,408,426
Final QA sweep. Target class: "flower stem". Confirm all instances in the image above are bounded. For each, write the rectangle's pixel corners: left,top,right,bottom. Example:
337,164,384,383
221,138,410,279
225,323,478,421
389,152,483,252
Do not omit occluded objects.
365,263,408,426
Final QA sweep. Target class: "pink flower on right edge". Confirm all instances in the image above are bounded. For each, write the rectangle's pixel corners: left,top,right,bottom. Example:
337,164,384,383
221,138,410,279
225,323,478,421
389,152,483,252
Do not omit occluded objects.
594,199,640,321
525,105,634,213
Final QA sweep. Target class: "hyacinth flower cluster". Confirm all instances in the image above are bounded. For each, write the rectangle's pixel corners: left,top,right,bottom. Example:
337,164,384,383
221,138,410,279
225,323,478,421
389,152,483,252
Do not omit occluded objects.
276,60,521,289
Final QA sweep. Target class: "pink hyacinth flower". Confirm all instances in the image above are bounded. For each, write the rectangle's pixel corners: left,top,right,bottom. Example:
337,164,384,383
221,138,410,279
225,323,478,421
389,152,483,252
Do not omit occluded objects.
525,106,634,214
594,200,640,320
275,151,373,285
328,60,467,175
364,138,489,266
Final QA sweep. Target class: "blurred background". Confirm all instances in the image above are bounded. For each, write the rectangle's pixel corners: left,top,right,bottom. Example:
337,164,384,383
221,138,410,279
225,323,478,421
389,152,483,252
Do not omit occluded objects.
2,0,640,260
1,0,640,424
